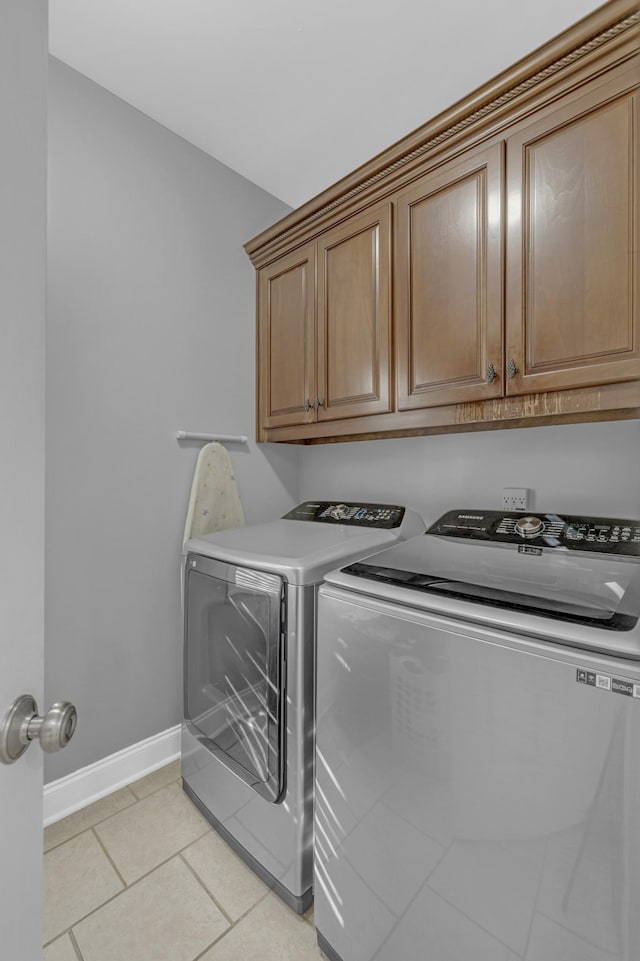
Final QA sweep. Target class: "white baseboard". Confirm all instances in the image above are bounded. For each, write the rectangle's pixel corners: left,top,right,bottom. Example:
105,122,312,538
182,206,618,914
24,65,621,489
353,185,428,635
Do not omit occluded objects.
43,725,182,827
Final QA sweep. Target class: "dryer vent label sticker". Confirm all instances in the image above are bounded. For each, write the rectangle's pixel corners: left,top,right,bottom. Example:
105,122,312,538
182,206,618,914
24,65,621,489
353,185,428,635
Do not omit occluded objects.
577,669,639,698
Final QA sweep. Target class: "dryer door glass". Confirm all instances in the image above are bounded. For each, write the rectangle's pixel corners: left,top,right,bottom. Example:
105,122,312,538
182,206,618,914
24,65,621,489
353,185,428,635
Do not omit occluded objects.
184,561,284,802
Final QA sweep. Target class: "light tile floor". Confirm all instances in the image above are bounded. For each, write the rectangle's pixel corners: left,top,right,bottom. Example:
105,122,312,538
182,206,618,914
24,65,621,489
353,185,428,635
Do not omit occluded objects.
44,762,324,961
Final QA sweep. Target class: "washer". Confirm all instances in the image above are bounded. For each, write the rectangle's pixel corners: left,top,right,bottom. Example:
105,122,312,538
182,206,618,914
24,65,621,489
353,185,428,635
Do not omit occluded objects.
181,499,424,913
315,508,640,961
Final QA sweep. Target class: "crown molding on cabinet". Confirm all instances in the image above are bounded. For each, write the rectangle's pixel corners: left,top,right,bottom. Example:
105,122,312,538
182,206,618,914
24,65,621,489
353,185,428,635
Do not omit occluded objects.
245,0,640,267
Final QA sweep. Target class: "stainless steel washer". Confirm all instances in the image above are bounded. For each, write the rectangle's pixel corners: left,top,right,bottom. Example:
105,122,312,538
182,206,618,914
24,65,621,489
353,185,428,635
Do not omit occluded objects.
182,500,424,913
315,508,640,961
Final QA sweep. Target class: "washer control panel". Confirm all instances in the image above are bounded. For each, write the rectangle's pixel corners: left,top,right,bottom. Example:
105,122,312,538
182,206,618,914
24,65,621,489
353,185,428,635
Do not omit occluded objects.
428,509,640,555
283,501,405,529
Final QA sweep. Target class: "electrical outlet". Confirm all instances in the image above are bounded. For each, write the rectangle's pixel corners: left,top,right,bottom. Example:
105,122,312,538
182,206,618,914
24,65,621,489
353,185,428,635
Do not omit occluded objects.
502,487,529,512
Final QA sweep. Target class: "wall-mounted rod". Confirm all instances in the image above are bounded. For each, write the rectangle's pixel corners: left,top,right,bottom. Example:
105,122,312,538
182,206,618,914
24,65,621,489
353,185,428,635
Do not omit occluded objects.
176,430,248,444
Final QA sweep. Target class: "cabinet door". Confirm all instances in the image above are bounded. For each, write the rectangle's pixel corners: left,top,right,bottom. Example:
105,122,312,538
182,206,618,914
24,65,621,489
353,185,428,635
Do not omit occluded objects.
316,203,392,421
258,244,316,429
395,143,504,409
506,76,640,395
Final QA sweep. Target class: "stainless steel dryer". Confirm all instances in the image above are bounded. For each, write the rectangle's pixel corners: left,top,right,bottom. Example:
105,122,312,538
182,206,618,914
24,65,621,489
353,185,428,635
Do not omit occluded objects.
315,508,640,961
181,500,424,913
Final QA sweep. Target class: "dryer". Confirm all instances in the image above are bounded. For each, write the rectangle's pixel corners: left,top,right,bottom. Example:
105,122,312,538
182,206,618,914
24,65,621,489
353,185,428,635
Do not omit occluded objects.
181,500,424,913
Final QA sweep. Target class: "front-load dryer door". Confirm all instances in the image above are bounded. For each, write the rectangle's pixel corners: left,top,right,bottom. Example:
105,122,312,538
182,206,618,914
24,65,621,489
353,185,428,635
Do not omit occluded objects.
184,555,285,802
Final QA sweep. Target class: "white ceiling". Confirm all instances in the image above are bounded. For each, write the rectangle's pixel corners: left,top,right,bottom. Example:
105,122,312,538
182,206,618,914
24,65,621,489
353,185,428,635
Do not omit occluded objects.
50,0,603,209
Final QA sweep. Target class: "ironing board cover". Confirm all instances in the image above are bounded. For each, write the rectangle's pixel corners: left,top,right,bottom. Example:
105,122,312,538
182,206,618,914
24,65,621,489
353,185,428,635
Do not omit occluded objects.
183,442,245,543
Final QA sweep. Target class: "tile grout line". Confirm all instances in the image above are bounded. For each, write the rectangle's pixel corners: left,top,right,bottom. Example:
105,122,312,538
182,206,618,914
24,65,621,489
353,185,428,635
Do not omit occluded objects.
44,767,322,958
68,928,85,961
128,774,182,804
203,887,316,961
43,781,205,948
43,772,182,854
179,851,236,927
43,885,126,950
179,848,283,961
236,889,272,925
190,891,274,961
43,831,128,949
47,845,315,960
44,823,216,948
94,818,212,892
43,790,138,854
91,826,128,889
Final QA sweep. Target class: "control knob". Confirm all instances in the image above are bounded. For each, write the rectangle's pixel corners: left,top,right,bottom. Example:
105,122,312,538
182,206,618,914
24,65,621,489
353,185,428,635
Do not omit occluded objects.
329,504,350,520
515,515,545,539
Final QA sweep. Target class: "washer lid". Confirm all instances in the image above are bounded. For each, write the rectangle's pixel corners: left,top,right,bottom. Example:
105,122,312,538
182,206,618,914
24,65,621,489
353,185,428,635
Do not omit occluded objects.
184,506,424,585
324,531,640,657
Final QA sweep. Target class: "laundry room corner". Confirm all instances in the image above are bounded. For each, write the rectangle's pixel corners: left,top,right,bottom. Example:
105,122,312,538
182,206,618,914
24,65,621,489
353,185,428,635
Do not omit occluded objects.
43,58,300,792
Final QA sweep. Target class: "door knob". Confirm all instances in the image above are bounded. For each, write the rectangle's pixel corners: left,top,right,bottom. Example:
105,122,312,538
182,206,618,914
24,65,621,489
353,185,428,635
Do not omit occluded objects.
0,694,77,764
486,362,498,383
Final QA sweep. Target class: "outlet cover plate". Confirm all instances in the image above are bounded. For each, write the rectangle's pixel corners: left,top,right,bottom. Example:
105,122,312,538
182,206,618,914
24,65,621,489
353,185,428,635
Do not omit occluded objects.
503,487,529,511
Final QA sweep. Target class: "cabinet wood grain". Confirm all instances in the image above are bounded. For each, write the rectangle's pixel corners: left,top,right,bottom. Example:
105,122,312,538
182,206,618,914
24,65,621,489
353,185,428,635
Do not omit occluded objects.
258,244,316,429
506,70,639,394
317,204,391,420
396,144,504,409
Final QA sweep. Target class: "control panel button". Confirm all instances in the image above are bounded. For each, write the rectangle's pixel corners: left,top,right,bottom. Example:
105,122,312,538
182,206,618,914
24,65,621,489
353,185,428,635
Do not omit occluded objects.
515,516,545,539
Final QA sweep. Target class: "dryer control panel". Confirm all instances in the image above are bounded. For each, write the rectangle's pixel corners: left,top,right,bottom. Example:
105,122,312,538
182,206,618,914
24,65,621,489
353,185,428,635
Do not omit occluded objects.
428,510,640,555
283,501,405,529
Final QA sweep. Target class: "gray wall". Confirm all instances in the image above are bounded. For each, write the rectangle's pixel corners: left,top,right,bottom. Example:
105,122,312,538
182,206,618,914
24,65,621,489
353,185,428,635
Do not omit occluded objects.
299,420,640,528
45,58,297,781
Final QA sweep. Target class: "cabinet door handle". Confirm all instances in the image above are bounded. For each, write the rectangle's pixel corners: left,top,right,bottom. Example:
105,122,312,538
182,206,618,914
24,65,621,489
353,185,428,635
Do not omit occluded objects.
304,398,311,412
486,362,498,383
314,396,323,409
507,358,519,379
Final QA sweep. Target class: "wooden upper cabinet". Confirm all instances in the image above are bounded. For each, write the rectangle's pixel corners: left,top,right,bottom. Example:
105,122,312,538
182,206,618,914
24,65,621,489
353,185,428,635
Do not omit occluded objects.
257,208,391,433
247,7,640,443
506,70,639,395
258,244,316,429
395,144,504,409
316,203,392,420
